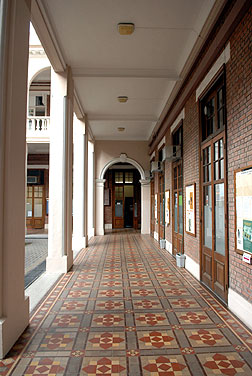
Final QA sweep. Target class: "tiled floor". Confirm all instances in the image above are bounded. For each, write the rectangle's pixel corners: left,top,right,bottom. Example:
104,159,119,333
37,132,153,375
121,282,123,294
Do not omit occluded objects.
2,230,252,375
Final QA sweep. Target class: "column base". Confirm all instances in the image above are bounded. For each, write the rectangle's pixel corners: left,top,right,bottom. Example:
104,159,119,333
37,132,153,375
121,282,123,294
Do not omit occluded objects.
72,236,86,252
88,227,95,238
95,227,104,236
0,296,29,359
46,252,73,273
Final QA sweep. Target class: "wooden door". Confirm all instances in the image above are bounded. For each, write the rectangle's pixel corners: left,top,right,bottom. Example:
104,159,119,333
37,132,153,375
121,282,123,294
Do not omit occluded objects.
201,132,227,302
113,185,124,228
159,173,165,239
150,180,155,236
26,185,45,229
172,161,183,255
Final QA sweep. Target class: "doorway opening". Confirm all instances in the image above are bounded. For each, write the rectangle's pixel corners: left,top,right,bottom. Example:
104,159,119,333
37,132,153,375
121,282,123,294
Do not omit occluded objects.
104,163,141,230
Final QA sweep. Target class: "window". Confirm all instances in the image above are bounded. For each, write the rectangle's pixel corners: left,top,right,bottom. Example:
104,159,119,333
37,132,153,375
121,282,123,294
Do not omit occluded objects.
115,172,123,183
115,171,133,184
201,75,225,142
125,172,133,183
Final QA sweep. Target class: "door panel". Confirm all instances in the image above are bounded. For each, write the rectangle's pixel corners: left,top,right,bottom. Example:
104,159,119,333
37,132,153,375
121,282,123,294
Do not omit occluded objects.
159,173,165,240
172,161,183,256
150,180,155,236
201,132,227,302
26,185,45,229
113,185,124,228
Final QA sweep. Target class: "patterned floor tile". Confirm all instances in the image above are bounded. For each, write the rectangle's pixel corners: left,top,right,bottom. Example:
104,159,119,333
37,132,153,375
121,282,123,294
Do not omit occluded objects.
24,357,68,375
131,289,158,297
95,300,124,311
51,314,81,328
39,333,75,351
163,288,190,296
132,299,163,310
197,352,252,375
169,298,200,309
141,355,191,375
81,357,127,375
86,332,126,350
137,330,178,349
60,300,87,311
185,328,230,347
97,289,123,298
67,290,90,298
91,314,124,327
175,311,213,325
135,313,169,326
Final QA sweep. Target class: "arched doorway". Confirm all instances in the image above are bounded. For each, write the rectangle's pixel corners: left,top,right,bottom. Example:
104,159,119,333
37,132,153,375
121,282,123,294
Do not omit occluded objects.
96,154,150,235
104,163,141,230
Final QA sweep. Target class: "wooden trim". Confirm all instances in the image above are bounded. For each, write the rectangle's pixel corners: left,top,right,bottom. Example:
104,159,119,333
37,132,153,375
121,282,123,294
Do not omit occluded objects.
234,164,252,255
149,0,251,154
185,182,196,237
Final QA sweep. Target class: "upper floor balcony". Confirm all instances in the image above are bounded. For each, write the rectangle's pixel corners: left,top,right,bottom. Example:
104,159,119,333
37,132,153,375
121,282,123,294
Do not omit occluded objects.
26,116,50,143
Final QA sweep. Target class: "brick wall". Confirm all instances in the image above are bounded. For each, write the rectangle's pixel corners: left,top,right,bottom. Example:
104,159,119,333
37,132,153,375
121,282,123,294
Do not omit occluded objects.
226,7,252,302
183,94,200,263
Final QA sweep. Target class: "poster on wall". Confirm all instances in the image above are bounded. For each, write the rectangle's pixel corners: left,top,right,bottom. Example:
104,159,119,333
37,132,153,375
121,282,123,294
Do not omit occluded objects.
185,183,196,236
165,190,170,225
235,167,252,253
155,193,157,220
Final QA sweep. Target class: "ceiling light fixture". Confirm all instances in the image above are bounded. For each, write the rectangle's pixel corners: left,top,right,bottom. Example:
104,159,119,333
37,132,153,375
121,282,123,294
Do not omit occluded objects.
118,127,125,132
117,96,128,103
117,23,135,35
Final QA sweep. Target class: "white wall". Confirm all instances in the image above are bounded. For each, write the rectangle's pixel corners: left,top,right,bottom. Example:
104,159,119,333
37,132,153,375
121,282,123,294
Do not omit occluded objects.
95,140,149,180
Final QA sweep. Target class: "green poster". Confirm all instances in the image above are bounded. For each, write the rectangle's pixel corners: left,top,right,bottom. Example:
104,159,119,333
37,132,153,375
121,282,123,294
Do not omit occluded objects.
179,195,183,206
243,220,252,254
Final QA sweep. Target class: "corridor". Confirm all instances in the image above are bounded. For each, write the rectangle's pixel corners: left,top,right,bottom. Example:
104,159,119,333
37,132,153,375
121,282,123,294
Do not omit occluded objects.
2,231,252,375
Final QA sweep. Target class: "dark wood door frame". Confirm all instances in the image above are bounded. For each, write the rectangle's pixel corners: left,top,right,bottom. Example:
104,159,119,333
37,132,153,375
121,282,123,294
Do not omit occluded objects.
200,131,228,302
172,160,184,256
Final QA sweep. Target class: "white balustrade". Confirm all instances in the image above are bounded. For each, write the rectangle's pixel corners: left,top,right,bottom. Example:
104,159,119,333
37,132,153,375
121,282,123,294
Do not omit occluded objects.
26,116,50,142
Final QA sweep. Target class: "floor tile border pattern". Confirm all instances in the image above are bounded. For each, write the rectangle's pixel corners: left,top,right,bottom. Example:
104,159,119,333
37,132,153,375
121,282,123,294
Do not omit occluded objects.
4,236,102,376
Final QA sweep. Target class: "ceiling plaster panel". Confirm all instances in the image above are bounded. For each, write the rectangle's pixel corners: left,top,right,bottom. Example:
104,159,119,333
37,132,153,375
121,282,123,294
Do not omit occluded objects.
40,0,216,140
90,120,154,140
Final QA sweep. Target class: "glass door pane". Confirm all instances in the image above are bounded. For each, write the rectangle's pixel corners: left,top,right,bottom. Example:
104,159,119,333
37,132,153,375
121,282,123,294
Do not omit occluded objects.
204,185,212,249
179,192,183,234
215,183,225,255
26,198,33,217
34,198,43,217
174,193,178,233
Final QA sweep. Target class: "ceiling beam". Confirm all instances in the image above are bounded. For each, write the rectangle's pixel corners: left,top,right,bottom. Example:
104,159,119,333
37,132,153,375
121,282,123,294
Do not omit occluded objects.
72,68,180,80
88,114,157,122
31,0,66,72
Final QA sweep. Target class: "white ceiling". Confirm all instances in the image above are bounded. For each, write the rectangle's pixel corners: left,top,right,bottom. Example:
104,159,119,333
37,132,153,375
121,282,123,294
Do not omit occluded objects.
37,0,217,140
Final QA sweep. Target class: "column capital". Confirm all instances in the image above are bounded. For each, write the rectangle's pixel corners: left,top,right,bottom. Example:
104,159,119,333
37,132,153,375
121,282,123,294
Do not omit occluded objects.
139,179,151,186
96,178,106,187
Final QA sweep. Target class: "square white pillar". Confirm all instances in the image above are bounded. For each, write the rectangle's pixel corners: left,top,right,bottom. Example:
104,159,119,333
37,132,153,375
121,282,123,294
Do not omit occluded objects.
140,179,151,234
47,67,74,273
0,0,31,359
72,115,88,252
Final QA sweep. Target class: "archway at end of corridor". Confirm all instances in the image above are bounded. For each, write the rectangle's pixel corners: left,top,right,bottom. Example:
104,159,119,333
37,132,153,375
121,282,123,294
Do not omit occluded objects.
96,154,151,236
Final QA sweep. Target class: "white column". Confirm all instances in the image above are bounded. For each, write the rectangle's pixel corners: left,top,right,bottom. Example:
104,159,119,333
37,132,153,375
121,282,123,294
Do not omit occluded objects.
95,179,106,235
47,66,74,273
0,0,31,358
88,141,95,239
140,179,151,234
72,115,87,252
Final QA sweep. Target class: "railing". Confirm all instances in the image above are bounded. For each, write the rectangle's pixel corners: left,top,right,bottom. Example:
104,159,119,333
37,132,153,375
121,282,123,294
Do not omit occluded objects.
26,116,50,142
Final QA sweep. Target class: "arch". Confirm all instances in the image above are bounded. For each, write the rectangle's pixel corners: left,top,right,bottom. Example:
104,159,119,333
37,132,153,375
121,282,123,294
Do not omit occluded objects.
28,66,51,88
99,154,145,180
